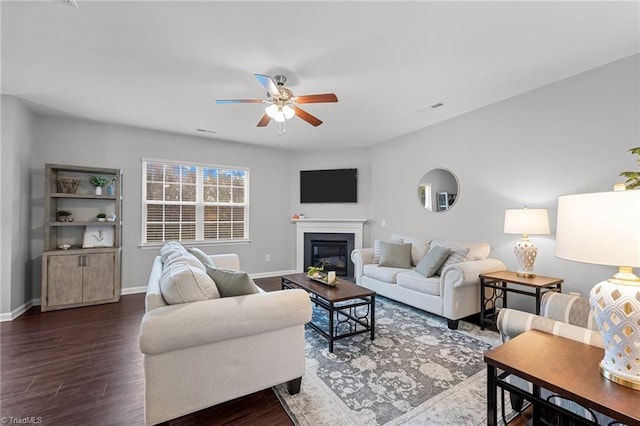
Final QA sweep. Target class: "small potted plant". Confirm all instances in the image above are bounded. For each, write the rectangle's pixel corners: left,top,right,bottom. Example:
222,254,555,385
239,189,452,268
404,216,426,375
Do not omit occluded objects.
620,146,640,190
89,176,109,195
97,213,107,222
56,210,73,222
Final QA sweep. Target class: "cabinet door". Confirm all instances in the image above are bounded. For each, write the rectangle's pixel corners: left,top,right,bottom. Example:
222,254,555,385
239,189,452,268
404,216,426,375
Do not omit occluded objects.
47,255,83,306
83,252,115,302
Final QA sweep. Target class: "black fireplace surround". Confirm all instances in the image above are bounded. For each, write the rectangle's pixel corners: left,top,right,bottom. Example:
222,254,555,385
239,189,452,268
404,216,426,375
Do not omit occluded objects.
303,232,355,277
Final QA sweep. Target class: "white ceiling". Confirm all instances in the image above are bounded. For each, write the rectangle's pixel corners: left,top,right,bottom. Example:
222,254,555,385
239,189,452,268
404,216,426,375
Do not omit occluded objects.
2,1,638,150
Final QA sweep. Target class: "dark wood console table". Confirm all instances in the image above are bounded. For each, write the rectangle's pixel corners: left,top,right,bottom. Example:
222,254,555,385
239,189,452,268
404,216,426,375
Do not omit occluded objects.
479,270,563,330
484,330,640,426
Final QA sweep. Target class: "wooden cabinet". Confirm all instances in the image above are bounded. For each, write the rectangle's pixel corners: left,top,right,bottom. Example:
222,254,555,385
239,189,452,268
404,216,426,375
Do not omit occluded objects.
41,164,122,311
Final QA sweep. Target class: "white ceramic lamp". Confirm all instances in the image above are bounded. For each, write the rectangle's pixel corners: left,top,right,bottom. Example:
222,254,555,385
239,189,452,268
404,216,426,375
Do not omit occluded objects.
504,208,551,277
556,189,640,390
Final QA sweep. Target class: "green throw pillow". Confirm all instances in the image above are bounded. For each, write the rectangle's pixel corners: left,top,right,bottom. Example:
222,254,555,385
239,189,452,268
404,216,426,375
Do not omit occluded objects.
415,246,451,277
378,241,412,269
205,265,260,298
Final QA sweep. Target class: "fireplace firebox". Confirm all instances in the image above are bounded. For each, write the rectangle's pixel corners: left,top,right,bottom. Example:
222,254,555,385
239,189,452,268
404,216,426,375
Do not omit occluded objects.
303,233,355,277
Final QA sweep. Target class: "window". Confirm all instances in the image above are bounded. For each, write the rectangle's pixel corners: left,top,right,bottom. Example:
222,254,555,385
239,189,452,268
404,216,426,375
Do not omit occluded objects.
142,158,249,244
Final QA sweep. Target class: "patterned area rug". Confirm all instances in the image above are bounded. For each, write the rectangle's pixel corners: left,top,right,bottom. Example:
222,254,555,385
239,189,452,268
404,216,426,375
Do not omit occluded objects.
274,296,512,426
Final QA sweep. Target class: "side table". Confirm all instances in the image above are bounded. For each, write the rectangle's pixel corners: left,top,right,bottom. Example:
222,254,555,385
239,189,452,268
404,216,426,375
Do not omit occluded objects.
479,270,562,330
484,330,640,426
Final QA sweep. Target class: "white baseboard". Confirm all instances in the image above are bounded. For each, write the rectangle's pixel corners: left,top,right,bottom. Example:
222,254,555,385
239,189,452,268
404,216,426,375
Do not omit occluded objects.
122,286,147,295
0,299,35,322
250,269,297,279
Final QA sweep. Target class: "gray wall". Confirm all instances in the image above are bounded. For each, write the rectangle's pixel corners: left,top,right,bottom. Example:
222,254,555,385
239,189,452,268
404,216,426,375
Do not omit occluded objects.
1,54,638,316
1,96,35,316
369,54,639,310
28,116,294,297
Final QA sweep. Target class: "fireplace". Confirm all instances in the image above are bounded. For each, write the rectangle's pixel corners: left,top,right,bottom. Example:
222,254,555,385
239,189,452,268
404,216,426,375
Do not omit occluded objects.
304,233,355,277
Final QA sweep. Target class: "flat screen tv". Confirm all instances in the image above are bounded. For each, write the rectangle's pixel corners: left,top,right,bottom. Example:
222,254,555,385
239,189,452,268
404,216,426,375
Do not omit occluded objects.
300,168,358,203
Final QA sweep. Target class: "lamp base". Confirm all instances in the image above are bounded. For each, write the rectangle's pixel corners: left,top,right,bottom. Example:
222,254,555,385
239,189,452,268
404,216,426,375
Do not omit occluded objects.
590,278,640,391
513,236,538,278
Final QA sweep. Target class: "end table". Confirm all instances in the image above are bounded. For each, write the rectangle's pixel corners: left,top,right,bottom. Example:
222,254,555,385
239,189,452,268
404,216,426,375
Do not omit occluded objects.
479,270,562,330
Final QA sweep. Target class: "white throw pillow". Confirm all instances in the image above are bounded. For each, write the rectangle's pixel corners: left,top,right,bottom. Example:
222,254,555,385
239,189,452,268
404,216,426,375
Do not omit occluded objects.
160,261,220,304
163,250,206,272
160,241,187,263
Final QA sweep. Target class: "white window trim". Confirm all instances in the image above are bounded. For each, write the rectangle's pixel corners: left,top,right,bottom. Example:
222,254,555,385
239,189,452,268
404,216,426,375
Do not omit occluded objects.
140,157,250,246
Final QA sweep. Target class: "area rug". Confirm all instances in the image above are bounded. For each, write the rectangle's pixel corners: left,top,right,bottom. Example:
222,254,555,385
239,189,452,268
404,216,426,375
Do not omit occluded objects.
274,296,513,426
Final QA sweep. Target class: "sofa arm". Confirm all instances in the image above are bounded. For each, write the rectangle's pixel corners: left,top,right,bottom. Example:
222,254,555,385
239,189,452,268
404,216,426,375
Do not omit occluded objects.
140,289,312,355
441,258,507,291
497,308,603,348
351,248,374,284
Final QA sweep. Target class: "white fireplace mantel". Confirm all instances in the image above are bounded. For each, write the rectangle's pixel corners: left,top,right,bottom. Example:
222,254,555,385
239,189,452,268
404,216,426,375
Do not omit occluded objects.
294,218,367,272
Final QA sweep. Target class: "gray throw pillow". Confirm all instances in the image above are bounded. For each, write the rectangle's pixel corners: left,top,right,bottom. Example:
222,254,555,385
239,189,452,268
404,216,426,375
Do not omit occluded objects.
205,265,260,298
187,247,216,268
378,241,412,269
415,246,451,277
435,246,470,275
373,238,403,263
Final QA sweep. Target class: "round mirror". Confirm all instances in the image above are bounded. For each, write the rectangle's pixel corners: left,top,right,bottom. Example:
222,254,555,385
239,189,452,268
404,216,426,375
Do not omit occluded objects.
418,168,459,213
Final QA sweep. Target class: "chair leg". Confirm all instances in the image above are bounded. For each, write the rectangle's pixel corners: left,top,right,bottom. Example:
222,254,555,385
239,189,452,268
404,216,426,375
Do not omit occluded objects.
287,377,302,395
447,319,459,330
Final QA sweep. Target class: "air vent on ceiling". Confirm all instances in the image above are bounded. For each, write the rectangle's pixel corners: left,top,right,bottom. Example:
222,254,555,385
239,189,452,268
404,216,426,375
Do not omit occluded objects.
196,128,217,134
58,0,78,8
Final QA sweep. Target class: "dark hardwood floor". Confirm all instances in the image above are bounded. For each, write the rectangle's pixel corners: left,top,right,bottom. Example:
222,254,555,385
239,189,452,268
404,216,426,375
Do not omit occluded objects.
1,275,529,425
0,277,291,426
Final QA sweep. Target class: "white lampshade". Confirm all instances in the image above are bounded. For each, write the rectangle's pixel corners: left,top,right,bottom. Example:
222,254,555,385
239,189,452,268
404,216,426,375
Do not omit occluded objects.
555,189,640,390
504,208,551,235
556,190,640,269
282,105,295,119
265,104,278,119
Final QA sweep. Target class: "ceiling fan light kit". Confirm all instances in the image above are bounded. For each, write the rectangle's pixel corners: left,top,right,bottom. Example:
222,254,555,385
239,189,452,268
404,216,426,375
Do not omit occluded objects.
216,73,338,132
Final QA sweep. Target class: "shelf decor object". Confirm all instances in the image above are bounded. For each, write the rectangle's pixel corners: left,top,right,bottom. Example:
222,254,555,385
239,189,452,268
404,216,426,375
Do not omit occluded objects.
556,188,640,390
503,208,551,277
56,177,81,194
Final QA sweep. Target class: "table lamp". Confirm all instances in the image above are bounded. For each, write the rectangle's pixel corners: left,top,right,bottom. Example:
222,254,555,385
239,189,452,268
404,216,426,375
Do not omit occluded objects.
556,188,640,390
504,208,551,277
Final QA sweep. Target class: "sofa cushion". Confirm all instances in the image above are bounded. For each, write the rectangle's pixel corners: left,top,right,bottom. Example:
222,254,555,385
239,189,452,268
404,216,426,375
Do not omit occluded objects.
396,271,440,296
160,241,187,263
160,261,220,304
363,264,406,284
164,250,206,272
415,246,451,277
391,233,430,266
433,245,470,275
187,247,216,268
378,241,412,269
373,238,403,264
205,266,260,298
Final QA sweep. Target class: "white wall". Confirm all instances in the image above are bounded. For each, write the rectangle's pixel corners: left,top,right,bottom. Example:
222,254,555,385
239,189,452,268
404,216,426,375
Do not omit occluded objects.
1,96,35,316
369,54,639,309
29,116,294,295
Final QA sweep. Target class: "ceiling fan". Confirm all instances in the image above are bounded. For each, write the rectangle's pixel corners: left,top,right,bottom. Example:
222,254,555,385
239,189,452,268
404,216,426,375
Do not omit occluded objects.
215,74,338,128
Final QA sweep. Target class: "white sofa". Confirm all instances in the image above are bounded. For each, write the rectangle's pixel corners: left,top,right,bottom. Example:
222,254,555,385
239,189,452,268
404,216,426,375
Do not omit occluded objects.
140,252,312,425
351,233,506,329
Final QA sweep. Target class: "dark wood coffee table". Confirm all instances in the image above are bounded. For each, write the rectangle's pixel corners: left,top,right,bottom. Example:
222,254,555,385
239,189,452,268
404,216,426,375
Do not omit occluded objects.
281,273,376,352
484,330,640,426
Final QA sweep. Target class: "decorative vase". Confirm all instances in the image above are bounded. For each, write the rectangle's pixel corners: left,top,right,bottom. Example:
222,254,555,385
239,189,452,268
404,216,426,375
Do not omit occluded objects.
106,184,114,196
95,186,102,196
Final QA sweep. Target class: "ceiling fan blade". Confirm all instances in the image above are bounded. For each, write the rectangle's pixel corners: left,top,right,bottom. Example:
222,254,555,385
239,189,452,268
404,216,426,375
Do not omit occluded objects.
292,106,323,127
215,99,264,104
256,114,271,127
254,74,281,98
294,93,338,104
